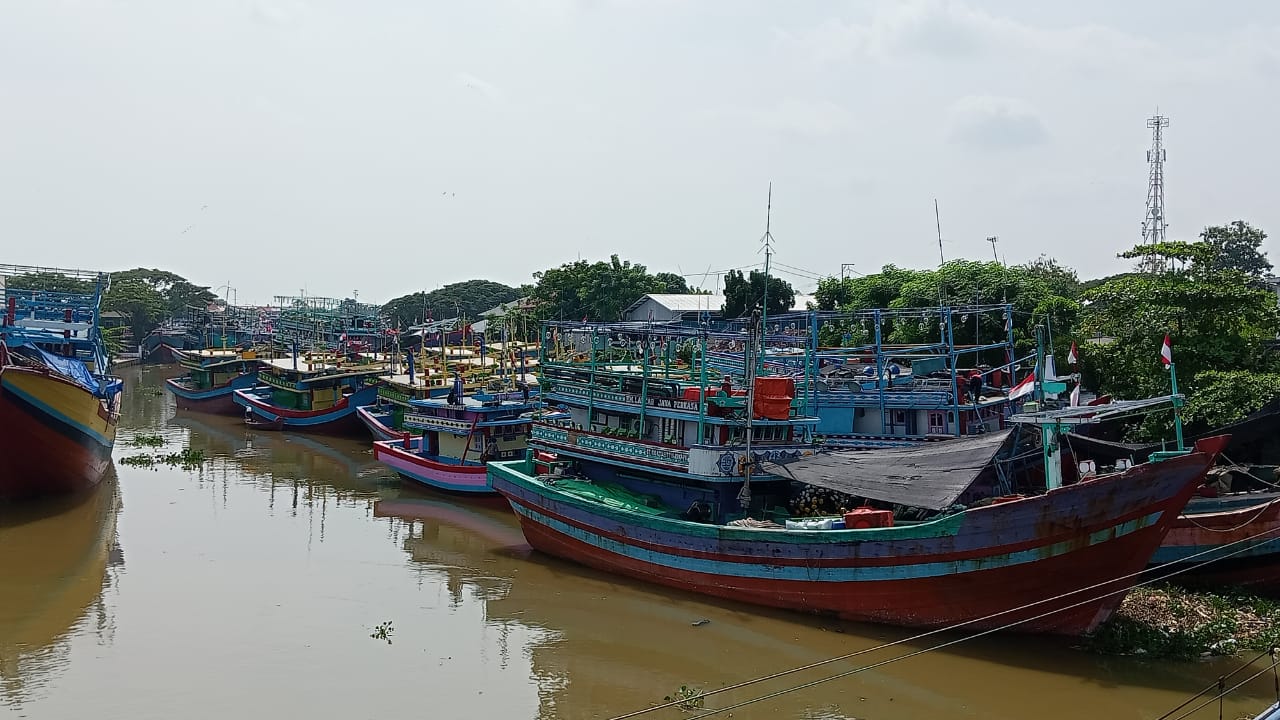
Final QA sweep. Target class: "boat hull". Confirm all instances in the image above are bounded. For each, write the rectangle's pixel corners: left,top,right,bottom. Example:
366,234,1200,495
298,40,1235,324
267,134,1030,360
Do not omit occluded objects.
0,365,118,501
489,437,1226,635
1151,498,1280,595
164,372,258,414
233,384,380,435
373,439,492,494
355,404,408,442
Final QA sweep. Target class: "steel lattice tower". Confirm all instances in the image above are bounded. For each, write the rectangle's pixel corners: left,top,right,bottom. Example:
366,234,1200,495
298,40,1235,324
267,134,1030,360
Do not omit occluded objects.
1141,114,1170,265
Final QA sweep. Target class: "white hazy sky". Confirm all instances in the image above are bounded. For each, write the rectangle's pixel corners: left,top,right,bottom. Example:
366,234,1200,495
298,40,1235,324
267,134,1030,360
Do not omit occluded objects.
3,0,1278,305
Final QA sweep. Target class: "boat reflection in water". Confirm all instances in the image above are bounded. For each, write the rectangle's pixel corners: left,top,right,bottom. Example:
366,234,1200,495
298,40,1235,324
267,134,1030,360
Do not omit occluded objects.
372,486,1280,720
175,412,387,492
0,473,122,709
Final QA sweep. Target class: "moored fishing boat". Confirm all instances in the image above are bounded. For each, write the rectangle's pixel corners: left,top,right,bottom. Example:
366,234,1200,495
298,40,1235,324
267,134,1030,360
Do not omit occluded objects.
233,353,389,435
1149,490,1280,595
373,374,554,494
1067,401,1280,594
488,317,1225,635
164,347,262,414
356,333,539,441
0,266,123,501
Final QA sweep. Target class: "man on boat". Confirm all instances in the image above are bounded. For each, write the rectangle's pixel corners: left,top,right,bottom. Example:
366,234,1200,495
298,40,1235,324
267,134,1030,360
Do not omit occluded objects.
967,369,983,405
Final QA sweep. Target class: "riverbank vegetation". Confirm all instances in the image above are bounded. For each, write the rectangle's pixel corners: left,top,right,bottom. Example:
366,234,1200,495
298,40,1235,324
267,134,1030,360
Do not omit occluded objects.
815,220,1280,438
12,220,1278,433
1088,585,1280,659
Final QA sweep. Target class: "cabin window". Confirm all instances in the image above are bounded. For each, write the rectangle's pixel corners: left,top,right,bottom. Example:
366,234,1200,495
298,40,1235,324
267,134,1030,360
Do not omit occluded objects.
928,411,946,434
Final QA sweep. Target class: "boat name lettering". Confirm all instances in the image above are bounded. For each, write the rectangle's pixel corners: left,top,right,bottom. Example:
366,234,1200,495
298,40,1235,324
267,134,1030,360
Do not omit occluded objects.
404,414,474,432
573,435,689,465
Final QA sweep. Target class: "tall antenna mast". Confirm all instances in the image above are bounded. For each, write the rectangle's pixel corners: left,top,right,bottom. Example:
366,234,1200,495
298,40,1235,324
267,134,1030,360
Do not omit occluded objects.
934,198,945,265
1142,113,1170,272
759,183,774,349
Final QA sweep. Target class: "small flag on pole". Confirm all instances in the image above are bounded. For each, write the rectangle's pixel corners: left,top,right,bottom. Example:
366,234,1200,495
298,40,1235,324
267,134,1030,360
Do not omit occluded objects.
1160,334,1173,368
1070,382,1080,407
1008,371,1035,401
1067,342,1078,365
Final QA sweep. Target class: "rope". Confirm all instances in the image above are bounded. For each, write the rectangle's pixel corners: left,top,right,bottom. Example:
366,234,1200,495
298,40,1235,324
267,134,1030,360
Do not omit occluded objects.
1155,648,1277,720
606,523,1280,720
1217,452,1280,492
1161,653,1280,720
1179,494,1280,535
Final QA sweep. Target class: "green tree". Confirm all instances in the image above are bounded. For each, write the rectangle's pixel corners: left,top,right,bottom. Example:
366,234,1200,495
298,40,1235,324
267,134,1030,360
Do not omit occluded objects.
528,255,687,322
721,269,794,318
1197,221,1272,277
814,260,1080,360
653,272,692,294
5,272,93,294
1078,241,1280,408
381,279,519,328
1184,370,1280,429
104,275,169,341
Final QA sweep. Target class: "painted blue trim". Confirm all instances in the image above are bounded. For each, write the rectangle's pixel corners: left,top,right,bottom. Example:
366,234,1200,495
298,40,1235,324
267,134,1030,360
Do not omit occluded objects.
1150,536,1280,564
508,501,1163,582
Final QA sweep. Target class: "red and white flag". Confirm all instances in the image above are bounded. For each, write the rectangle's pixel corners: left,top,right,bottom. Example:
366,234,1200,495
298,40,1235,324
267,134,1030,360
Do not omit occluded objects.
1067,342,1078,365
1008,371,1035,401
1070,382,1081,407
1160,334,1173,368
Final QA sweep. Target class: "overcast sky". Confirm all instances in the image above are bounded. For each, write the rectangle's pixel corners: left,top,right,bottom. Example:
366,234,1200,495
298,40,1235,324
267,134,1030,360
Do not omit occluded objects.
3,1,1277,305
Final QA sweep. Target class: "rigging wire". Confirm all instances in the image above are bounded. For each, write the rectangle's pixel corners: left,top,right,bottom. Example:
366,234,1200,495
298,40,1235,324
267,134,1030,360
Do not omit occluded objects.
1155,648,1279,720
606,521,1280,720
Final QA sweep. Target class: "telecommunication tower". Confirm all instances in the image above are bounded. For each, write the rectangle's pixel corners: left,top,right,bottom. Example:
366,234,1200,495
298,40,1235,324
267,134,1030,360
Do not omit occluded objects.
1141,114,1170,268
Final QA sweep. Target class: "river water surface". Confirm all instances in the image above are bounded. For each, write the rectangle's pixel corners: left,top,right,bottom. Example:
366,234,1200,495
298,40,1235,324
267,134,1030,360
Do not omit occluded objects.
2,366,1277,719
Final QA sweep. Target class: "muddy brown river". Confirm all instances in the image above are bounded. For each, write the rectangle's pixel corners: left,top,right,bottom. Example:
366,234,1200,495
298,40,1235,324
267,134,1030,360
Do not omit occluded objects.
2,366,1276,719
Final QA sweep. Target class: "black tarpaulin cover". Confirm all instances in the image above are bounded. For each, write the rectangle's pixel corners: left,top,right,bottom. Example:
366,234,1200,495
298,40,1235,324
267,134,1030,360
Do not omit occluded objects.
763,429,1014,511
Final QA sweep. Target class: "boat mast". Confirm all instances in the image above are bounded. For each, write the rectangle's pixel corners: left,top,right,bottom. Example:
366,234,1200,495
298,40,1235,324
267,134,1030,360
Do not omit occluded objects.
738,310,760,510
760,184,773,366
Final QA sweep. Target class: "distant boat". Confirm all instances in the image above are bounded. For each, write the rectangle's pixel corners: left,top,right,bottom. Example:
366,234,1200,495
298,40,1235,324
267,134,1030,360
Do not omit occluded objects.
164,347,261,414
0,266,123,500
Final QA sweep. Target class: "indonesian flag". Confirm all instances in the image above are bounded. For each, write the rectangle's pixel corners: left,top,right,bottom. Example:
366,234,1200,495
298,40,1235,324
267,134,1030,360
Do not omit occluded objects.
1070,382,1081,407
1067,342,1078,365
1008,372,1035,401
1160,334,1173,368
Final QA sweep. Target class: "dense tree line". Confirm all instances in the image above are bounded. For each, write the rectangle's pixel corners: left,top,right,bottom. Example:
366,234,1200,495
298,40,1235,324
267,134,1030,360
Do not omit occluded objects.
8,267,217,342
381,279,520,328
814,220,1278,434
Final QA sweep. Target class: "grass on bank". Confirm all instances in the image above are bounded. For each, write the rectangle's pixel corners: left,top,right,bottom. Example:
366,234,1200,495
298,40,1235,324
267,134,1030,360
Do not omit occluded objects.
1088,584,1280,659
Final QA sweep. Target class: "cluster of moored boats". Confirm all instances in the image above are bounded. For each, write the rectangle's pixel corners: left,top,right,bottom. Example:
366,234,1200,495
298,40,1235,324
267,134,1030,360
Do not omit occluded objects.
3,268,1277,640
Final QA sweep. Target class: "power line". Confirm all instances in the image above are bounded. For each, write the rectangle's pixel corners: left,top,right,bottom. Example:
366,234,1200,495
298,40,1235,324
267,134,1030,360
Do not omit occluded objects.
678,525,1280,720
607,515,1280,720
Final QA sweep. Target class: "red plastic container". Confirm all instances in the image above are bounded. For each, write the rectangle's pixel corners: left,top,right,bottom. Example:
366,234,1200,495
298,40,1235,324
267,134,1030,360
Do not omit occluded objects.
844,507,894,529
753,377,795,420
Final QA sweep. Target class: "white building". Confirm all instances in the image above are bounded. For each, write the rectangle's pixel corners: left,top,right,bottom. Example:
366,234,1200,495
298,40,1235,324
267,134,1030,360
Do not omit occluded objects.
622,293,817,323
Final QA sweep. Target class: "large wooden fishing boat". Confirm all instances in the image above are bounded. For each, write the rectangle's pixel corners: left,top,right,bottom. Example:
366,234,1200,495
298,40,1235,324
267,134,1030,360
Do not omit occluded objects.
233,354,388,434
165,347,261,414
373,377,554,494
0,266,123,501
356,330,539,441
488,317,1223,635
